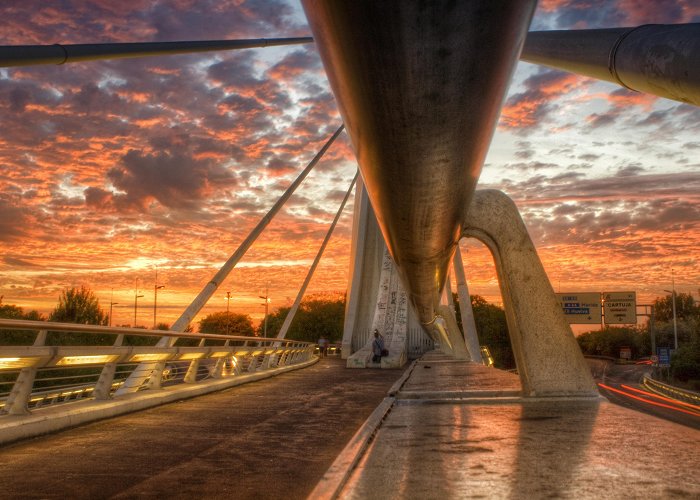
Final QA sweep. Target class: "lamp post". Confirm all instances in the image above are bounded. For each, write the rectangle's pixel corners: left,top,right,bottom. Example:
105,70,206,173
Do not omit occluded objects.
153,268,165,329
225,291,232,335
664,268,678,350
649,305,655,357
109,288,118,327
134,278,144,328
259,286,271,338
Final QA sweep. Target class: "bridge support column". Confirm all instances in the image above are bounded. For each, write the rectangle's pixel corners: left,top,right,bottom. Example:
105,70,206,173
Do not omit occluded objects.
462,190,597,397
343,178,430,366
453,246,483,363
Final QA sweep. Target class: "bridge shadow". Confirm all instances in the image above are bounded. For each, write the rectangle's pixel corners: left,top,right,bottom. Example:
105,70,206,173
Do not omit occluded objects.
509,400,599,499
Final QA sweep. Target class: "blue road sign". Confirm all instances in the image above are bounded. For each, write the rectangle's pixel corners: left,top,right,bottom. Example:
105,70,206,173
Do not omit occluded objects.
657,347,671,367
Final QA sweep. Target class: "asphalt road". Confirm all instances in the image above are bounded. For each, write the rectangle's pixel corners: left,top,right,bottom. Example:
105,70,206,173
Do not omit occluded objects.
0,357,404,500
594,362,700,430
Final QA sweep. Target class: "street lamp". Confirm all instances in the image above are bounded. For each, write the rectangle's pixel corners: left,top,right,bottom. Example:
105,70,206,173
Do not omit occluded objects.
259,286,271,338
664,268,678,350
110,301,119,327
109,288,118,327
134,278,144,328
153,268,165,329
225,291,232,335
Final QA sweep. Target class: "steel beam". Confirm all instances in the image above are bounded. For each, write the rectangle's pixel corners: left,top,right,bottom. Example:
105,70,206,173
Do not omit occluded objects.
0,37,313,67
522,24,700,106
302,1,537,330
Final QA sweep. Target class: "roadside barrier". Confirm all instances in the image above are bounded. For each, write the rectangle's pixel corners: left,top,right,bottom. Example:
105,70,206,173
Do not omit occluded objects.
643,375,700,406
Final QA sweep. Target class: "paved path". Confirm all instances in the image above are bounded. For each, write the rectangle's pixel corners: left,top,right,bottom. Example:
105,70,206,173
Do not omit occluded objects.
0,357,404,499
330,353,700,499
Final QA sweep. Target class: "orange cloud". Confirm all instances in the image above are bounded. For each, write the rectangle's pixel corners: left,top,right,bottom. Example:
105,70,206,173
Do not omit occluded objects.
499,70,586,130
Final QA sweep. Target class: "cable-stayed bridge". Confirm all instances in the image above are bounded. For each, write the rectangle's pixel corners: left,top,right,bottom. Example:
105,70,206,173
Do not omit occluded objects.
1,2,699,498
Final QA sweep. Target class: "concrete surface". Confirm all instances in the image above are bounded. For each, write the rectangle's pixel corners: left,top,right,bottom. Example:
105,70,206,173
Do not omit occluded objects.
463,190,598,397
324,352,700,499
0,357,317,445
0,357,404,499
343,179,421,368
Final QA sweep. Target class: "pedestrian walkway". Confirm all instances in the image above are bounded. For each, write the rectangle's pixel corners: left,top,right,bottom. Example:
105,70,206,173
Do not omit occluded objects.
314,352,700,499
0,357,403,499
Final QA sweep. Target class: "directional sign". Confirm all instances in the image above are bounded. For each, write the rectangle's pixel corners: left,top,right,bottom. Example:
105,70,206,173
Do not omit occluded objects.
556,293,602,324
603,291,636,324
657,348,671,367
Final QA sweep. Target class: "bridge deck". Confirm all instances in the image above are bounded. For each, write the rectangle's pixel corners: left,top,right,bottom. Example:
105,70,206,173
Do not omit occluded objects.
0,357,403,499
323,352,700,498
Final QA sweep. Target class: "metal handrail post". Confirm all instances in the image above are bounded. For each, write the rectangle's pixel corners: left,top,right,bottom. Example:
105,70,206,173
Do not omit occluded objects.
211,340,230,379
182,338,208,384
1,330,47,415
94,334,124,400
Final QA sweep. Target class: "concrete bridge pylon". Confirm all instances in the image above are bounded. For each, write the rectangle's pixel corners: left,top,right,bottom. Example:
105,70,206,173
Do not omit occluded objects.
462,190,598,397
343,178,411,368
343,178,475,368
344,184,596,397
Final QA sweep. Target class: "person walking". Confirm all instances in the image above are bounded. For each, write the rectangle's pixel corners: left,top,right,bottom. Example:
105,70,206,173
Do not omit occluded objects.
318,336,328,357
372,330,385,363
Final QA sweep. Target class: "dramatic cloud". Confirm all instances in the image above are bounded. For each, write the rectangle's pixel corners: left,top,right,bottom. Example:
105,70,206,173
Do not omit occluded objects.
0,198,30,242
102,149,236,210
1,1,699,325
533,0,699,29
499,69,587,133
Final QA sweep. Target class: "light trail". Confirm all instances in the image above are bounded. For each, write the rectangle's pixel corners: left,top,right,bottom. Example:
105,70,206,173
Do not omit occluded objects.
620,384,700,412
598,383,700,418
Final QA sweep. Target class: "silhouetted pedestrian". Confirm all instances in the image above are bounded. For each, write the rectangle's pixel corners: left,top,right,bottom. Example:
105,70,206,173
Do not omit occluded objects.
318,336,328,357
372,330,385,363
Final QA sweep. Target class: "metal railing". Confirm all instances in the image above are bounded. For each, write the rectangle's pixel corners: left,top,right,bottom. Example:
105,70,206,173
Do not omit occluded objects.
0,318,315,415
643,375,700,406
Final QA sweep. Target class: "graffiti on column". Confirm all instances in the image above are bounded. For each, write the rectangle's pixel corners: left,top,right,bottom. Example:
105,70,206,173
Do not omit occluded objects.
369,248,408,351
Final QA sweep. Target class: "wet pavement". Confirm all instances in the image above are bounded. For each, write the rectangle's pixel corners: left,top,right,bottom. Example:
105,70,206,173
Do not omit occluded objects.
594,362,700,430
0,357,403,499
334,353,700,499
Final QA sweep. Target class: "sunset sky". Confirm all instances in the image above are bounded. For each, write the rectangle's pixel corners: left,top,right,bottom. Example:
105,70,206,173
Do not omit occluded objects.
1,1,699,329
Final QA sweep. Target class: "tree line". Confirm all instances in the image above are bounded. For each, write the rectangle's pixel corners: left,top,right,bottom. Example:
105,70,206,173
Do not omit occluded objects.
576,292,700,386
2,286,697,387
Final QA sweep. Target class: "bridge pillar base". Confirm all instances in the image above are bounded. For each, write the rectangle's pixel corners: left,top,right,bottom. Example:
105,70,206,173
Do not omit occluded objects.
463,190,597,397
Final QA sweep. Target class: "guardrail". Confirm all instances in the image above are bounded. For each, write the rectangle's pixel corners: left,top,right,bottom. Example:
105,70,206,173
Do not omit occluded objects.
643,375,700,406
0,319,315,416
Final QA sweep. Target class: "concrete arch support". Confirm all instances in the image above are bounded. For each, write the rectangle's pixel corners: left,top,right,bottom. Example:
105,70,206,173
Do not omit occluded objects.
462,190,597,397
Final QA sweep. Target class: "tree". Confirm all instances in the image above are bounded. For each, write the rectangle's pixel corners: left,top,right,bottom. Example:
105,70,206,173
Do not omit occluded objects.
577,325,650,359
653,293,698,323
199,311,255,336
49,286,108,325
0,302,43,321
671,338,700,385
451,293,514,369
263,295,346,343
0,301,45,345
469,295,514,370
653,318,698,351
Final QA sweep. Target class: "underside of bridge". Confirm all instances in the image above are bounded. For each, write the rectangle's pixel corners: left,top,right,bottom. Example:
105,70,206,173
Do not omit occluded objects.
302,0,538,329
304,0,598,396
